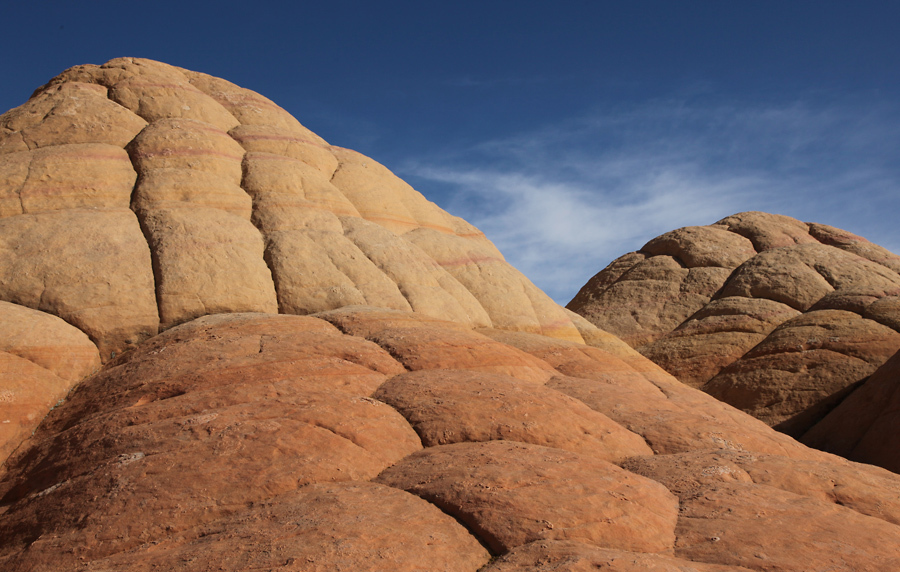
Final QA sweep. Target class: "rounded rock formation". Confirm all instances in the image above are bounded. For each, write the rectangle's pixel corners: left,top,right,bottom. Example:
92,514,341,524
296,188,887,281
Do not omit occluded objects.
0,56,589,365
2,308,900,570
3,60,900,571
568,212,900,445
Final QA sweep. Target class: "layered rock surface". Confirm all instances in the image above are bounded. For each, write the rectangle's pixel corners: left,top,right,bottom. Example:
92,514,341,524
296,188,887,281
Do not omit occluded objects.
568,212,900,450
3,309,900,571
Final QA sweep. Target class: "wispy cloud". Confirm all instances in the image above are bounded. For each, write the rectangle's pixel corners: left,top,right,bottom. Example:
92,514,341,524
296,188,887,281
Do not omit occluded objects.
400,96,900,304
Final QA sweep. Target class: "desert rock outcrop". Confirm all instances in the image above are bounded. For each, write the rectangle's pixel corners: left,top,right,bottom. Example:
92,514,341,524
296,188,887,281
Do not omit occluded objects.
3,59,900,570
4,309,900,570
569,212,900,445
0,56,587,363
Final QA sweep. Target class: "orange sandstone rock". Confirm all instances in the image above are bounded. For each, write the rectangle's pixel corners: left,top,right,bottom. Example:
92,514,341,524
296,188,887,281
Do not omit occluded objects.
374,369,651,461
3,60,900,571
376,440,679,554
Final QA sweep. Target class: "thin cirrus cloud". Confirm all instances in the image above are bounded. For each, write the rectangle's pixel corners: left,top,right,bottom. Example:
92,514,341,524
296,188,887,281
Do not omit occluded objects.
400,96,900,305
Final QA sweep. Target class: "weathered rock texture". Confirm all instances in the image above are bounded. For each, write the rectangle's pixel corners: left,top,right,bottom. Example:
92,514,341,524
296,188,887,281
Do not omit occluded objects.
3,60,900,570
0,56,587,364
0,302,100,462
3,308,900,571
568,212,900,448
804,348,900,472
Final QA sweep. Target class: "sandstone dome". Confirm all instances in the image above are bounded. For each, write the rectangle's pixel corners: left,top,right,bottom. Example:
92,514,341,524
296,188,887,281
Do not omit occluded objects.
0,56,593,362
568,211,900,454
2,59,900,571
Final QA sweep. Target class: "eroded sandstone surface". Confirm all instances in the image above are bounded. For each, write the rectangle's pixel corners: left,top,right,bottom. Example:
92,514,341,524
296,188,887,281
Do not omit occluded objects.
3,309,900,570
0,56,586,365
568,212,900,453
2,59,900,570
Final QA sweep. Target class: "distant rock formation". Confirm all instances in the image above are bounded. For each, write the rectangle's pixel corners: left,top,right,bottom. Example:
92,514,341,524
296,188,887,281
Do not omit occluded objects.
568,211,900,441
804,348,900,472
3,60,900,570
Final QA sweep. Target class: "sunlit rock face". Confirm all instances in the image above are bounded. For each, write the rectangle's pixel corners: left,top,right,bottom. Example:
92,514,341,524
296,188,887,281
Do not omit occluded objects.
569,211,900,448
0,56,588,363
3,59,900,571
4,308,900,571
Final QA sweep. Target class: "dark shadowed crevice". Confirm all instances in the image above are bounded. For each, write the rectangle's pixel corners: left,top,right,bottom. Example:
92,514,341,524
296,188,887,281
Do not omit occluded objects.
235,152,282,314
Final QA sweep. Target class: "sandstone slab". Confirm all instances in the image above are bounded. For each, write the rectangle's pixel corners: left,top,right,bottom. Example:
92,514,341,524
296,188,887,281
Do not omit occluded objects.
622,448,900,526
329,146,455,236
101,58,241,131
639,297,800,387
315,307,558,383
374,369,651,461
0,209,158,360
140,207,278,329
712,211,817,251
376,440,679,554
407,227,584,341
484,540,752,572
0,80,146,150
132,167,252,218
230,124,339,176
85,483,491,572
675,483,900,571
718,242,900,311
183,68,322,135
568,255,731,347
642,225,756,268
1,143,135,216
341,216,492,328
0,301,99,381
0,352,69,465
803,348,900,472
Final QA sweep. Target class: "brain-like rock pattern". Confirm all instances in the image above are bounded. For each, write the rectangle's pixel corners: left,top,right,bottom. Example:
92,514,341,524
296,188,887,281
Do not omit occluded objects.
3,60,900,570
568,212,900,447
0,56,588,365
3,308,900,571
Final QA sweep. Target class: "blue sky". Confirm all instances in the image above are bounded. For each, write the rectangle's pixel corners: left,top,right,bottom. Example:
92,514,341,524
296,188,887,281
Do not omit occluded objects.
2,1,899,303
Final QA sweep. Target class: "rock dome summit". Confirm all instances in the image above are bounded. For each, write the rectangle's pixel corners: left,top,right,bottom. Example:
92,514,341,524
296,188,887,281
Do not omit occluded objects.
2,58,900,570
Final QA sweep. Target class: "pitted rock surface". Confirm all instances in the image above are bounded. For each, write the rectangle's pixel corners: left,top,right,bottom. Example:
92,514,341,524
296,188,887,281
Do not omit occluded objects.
569,212,900,457
675,483,900,571
373,369,652,461
484,540,754,571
